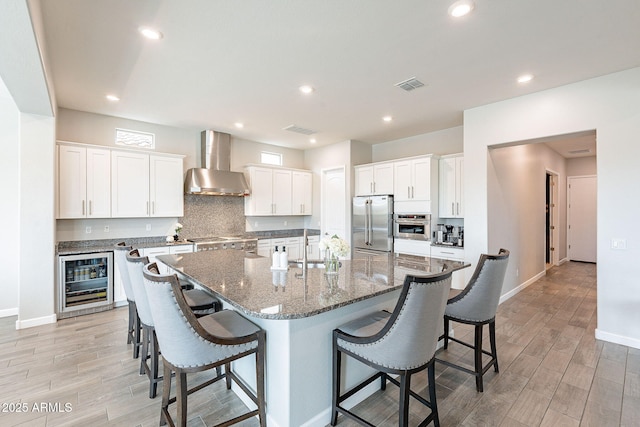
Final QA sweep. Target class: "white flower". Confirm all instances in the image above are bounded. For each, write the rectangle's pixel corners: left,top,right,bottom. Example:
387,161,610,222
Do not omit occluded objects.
319,235,350,258
174,222,183,235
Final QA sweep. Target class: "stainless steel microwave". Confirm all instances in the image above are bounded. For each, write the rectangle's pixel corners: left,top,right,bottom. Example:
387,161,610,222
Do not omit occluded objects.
393,214,431,241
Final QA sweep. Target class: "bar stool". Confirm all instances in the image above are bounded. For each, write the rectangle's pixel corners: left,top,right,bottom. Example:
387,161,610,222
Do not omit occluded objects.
142,262,267,427
437,248,510,392
114,242,141,359
331,271,453,427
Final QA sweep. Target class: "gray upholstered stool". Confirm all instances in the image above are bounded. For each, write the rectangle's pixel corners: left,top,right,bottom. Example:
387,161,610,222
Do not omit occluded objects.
143,262,266,427
437,248,510,392
331,271,453,427
114,242,141,359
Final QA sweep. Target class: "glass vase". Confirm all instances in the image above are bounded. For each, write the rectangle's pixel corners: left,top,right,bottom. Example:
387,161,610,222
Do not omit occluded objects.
324,252,340,275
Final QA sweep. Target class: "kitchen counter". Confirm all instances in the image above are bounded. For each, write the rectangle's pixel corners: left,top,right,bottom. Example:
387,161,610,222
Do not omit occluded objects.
56,237,192,255
155,250,468,426
156,250,468,320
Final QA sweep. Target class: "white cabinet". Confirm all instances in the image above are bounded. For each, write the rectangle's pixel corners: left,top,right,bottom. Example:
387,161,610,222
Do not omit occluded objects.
244,166,312,216
112,151,183,218
355,162,394,196
58,145,111,218
439,154,464,218
307,236,320,259
430,245,466,289
142,244,193,274
292,171,313,215
257,240,272,258
393,156,433,202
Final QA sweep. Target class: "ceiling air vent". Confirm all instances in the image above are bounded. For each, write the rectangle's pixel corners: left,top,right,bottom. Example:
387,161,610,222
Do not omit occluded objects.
568,149,591,154
394,77,426,92
283,125,316,135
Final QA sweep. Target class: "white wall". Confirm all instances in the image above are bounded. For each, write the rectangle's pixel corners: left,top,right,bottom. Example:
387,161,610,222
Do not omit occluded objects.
488,143,567,295
465,67,640,349
372,126,463,162
567,156,597,176
0,77,21,316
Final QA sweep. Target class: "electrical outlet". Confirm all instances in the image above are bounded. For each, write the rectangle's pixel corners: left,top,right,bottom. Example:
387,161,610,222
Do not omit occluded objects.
104,226,109,233
254,221,259,227
146,224,152,231
516,268,519,277
284,221,288,226
611,238,627,250
85,226,92,234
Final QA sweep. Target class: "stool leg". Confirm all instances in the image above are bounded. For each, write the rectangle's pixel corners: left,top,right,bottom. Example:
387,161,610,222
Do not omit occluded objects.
177,371,188,427
331,340,341,426
256,336,267,427
474,324,483,392
160,362,171,426
150,328,159,399
133,309,141,359
127,301,134,344
490,320,499,372
140,325,149,376
428,361,440,427
399,373,410,427
443,317,450,349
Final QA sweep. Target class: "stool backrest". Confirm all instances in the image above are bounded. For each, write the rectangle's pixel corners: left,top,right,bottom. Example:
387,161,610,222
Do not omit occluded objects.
338,271,452,371
445,248,510,323
114,242,134,302
125,249,153,326
142,263,258,369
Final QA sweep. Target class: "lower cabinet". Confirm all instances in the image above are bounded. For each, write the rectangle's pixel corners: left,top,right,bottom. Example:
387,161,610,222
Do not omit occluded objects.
257,235,319,262
430,245,466,289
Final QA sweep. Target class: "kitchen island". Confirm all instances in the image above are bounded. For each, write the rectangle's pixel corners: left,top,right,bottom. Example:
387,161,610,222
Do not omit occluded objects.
157,250,468,427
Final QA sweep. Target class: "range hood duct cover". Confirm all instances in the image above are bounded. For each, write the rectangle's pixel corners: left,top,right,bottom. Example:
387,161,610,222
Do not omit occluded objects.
184,131,250,196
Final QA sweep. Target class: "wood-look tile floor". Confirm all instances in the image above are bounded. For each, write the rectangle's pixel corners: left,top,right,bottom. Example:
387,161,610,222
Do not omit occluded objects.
0,261,638,426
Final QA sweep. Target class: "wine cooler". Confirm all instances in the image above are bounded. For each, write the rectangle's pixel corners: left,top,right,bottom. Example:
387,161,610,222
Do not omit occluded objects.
58,251,113,317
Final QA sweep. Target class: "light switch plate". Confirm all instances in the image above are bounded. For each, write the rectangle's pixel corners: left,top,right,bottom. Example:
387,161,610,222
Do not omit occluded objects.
611,238,627,250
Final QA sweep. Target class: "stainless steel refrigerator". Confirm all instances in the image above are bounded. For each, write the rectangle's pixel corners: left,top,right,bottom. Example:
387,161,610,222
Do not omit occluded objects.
352,195,394,253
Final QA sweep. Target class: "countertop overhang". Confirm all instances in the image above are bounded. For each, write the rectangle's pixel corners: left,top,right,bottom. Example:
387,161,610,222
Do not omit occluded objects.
156,251,469,320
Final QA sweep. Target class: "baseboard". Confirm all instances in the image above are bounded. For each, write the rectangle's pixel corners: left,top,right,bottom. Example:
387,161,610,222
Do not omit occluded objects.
0,307,18,318
595,328,640,350
15,313,57,329
558,257,569,265
499,269,546,305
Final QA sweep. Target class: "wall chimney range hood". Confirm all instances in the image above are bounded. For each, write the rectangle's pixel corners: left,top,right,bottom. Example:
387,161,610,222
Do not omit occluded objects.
184,131,250,196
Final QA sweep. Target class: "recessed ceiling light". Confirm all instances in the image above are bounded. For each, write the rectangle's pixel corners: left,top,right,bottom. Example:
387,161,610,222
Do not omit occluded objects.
234,122,244,129
517,74,534,83
448,0,475,17
106,94,120,102
299,85,314,94
138,26,163,40
310,138,317,144
383,116,393,123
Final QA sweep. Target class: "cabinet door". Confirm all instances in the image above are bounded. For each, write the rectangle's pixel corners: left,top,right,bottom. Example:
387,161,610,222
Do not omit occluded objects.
307,236,320,259
292,171,312,215
393,160,412,201
142,247,171,274
86,148,111,218
245,167,274,215
272,169,292,215
355,166,373,196
170,245,193,254
150,155,183,217
411,157,431,201
257,240,272,258
439,157,457,217
373,163,394,195
455,157,464,217
285,237,301,260
112,151,150,217
58,145,87,218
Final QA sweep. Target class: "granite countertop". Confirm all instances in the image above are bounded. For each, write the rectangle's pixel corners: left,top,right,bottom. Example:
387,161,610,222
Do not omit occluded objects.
156,251,469,320
57,237,193,255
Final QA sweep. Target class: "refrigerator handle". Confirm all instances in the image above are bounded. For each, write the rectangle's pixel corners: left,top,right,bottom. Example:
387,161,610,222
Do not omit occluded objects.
364,199,369,245
367,199,372,246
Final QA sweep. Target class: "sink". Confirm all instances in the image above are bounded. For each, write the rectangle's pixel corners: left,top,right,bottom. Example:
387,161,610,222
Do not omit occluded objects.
288,259,341,269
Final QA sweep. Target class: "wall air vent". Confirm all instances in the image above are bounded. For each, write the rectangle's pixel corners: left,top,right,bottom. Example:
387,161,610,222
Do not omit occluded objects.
394,77,426,92
568,149,591,154
283,125,317,135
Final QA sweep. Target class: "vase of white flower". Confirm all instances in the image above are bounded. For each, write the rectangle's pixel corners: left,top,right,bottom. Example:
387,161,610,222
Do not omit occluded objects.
319,235,349,275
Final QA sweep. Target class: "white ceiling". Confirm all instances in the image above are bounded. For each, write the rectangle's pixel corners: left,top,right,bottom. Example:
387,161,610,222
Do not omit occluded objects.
38,0,640,151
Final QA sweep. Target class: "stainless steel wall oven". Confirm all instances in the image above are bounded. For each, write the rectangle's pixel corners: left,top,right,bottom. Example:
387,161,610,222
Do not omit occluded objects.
393,214,431,241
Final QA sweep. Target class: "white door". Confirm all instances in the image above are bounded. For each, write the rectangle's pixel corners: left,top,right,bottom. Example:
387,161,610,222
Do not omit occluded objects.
568,175,597,262
321,166,347,251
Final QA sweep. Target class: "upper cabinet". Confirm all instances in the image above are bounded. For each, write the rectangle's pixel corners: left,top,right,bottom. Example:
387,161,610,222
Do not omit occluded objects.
393,156,435,202
57,142,184,219
112,151,184,218
244,166,312,216
354,162,394,196
439,154,464,218
58,145,111,219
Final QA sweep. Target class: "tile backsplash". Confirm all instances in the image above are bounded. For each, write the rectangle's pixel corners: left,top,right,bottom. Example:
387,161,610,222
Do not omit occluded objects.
179,195,246,238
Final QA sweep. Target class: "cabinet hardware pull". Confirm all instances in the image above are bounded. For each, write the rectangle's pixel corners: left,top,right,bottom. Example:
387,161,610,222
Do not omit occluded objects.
89,200,92,215
411,186,414,199
152,201,155,214
451,202,454,215
82,200,85,215
147,201,149,215
407,187,410,198
456,202,459,215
